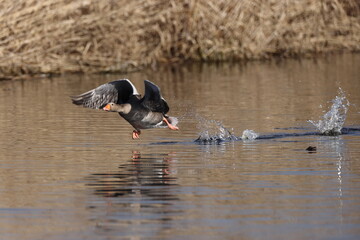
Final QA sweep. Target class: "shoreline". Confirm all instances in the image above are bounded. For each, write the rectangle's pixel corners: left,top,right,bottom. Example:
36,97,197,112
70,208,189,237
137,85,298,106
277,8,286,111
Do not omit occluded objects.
1,0,359,80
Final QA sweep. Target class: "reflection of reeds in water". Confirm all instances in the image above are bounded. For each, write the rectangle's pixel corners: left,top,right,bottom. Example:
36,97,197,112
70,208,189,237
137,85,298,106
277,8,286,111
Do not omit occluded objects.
0,0,359,79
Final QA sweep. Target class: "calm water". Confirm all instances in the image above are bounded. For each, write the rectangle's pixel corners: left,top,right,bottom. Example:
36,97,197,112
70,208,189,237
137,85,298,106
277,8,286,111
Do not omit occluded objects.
0,54,360,240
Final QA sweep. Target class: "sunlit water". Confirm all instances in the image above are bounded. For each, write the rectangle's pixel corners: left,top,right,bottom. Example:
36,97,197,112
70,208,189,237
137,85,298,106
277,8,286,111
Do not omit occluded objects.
1,54,360,240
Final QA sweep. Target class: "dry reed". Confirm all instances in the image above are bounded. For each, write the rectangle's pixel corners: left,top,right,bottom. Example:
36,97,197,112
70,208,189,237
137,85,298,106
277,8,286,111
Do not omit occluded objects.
0,0,359,79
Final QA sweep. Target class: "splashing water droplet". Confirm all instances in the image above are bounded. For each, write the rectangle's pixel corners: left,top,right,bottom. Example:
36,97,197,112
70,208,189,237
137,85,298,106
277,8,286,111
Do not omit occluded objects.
195,116,238,143
308,88,350,136
241,129,258,140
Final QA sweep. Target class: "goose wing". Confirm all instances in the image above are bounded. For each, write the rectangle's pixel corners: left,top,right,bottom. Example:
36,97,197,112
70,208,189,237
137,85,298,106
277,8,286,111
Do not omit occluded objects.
71,79,139,109
140,80,169,114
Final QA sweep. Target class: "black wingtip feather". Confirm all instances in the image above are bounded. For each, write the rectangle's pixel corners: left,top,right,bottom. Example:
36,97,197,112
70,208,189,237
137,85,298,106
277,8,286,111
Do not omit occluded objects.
70,91,93,106
70,96,83,106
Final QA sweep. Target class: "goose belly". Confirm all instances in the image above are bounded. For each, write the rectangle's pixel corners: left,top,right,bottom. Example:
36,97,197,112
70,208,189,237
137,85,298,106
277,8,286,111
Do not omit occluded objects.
123,111,165,130
139,112,165,129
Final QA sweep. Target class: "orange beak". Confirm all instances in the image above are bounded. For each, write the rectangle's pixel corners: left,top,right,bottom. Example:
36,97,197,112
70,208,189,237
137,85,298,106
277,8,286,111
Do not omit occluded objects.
103,104,111,111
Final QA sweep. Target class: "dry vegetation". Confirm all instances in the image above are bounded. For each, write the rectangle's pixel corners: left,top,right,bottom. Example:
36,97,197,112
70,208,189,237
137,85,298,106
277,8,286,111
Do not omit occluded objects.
0,0,359,79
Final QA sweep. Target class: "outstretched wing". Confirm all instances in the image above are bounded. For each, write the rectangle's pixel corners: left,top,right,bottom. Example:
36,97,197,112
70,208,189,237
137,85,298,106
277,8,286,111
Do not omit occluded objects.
140,80,169,114
71,79,139,109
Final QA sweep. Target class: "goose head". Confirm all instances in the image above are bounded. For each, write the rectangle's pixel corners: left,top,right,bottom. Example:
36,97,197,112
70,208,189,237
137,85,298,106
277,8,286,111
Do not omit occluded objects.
103,103,131,114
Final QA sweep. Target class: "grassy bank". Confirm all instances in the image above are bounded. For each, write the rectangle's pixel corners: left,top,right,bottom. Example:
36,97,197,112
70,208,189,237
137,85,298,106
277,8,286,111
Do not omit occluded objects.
0,0,359,79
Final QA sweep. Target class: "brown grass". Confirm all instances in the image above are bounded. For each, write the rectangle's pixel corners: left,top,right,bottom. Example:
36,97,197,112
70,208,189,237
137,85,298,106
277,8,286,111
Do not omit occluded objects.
0,0,359,79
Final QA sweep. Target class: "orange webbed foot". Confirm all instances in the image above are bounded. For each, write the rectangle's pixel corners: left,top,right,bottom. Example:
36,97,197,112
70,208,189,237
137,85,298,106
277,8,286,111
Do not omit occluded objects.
132,130,141,139
163,117,179,130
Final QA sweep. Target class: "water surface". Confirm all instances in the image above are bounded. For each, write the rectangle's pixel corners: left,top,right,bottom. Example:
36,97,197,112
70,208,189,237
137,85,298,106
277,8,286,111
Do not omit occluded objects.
0,54,360,239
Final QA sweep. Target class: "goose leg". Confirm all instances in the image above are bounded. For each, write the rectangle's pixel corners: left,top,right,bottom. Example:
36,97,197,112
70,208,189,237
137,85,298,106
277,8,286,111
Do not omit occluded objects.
163,117,179,130
132,130,141,139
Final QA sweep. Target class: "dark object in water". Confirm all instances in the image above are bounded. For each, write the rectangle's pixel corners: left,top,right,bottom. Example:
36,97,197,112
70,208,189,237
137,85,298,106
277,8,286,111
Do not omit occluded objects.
71,79,179,139
306,146,317,152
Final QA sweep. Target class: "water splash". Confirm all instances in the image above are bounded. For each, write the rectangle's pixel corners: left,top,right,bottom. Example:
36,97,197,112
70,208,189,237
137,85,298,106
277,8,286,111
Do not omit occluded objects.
195,117,238,143
241,129,258,141
308,88,350,136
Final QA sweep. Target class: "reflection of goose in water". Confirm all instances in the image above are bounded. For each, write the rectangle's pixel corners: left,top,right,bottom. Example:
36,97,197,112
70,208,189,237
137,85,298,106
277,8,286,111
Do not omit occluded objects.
86,152,181,235
87,152,178,200
71,79,179,139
